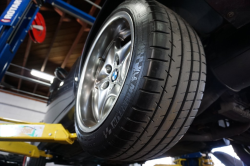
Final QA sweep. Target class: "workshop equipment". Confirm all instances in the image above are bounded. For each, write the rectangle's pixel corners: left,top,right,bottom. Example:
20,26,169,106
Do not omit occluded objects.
154,153,214,166
0,0,96,81
0,117,77,158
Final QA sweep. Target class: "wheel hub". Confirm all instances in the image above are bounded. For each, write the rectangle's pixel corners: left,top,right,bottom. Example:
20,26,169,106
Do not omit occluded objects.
76,11,134,132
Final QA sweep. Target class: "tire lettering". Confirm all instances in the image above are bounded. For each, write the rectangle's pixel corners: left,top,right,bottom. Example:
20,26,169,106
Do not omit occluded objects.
103,127,112,138
102,42,144,139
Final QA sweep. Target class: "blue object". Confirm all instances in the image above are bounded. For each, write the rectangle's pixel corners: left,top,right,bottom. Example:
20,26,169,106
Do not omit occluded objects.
0,0,39,80
45,0,96,25
180,152,203,166
180,152,203,159
0,0,96,81
112,69,118,82
0,0,30,26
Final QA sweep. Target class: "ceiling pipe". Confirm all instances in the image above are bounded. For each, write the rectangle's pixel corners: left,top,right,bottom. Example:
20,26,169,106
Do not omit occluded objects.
85,0,102,9
5,71,51,87
51,0,96,25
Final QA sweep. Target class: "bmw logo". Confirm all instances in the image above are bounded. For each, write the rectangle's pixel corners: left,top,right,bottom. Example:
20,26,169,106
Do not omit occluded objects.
111,69,118,82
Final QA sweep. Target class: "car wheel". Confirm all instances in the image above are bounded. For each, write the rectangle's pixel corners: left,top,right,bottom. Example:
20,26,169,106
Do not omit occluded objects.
25,157,46,166
75,0,206,161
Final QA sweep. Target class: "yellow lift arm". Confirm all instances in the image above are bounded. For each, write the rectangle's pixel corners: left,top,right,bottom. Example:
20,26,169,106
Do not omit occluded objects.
0,117,77,158
0,142,53,158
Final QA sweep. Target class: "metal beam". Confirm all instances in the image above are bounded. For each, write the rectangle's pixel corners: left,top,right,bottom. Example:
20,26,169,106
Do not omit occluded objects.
0,142,53,158
33,13,65,93
17,37,32,90
33,4,68,94
10,63,31,71
0,119,77,144
52,0,95,25
40,15,65,72
76,18,86,26
5,71,51,87
85,0,102,10
40,0,71,73
0,88,48,101
0,119,78,158
39,7,71,22
39,6,54,11
0,0,39,81
88,0,102,17
60,0,101,68
54,7,72,22
61,26,85,68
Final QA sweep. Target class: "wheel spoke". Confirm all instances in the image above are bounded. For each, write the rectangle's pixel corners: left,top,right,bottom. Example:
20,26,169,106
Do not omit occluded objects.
100,83,120,118
116,41,131,81
95,58,109,81
118,29,131,41
78,84,96,123
104,41,117,67
92,78,110,121
96,42,117,81
107,83,120,99
116,40,131,65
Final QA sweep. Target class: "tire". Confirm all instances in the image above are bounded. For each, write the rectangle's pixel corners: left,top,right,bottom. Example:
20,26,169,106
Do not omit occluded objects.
26,157,46,166
75,0,206,161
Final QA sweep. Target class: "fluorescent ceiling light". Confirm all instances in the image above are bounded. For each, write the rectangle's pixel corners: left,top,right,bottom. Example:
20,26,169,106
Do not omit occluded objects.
30,69,54,83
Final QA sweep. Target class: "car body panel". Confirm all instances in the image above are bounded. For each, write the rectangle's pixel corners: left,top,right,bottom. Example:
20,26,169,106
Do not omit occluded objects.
43,58,79,124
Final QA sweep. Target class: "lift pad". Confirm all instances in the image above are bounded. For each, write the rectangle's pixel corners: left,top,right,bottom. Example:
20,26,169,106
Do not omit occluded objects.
0,117,77,158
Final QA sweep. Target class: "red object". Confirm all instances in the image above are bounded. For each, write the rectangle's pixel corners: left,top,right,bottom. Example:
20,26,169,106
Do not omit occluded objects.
29,12,46,43
22,156,27,166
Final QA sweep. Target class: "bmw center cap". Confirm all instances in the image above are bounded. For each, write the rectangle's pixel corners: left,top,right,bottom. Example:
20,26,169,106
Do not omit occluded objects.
111,69,118,82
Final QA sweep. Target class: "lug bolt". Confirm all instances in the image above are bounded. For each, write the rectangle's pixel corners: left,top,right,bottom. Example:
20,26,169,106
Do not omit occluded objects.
106,65,112,73
102,81,109,89
227,11,235,18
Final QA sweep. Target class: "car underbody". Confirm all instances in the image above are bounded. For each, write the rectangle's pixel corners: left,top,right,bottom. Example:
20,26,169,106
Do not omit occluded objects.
41,0,250,165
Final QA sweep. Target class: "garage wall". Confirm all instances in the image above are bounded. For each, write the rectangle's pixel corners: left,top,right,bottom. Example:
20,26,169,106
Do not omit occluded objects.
0,91,47,122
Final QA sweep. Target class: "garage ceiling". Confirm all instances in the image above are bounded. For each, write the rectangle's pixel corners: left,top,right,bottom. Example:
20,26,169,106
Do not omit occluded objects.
0,0,104,101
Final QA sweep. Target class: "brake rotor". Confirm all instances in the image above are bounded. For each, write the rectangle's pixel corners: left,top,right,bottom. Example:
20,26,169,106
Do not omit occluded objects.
29,12,46,43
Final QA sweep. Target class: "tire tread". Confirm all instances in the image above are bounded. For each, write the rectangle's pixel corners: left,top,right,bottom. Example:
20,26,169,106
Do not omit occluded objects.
111,1,206,160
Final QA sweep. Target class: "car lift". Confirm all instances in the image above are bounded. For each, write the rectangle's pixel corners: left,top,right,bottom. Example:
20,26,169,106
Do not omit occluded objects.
0,0,96,81
154,153,214,166
0,116,215,165
0,0,94,158
0,0,94,159
0,117,77,158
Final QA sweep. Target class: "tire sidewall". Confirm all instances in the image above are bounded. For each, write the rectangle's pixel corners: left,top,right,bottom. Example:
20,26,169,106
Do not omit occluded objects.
75,0,149,155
